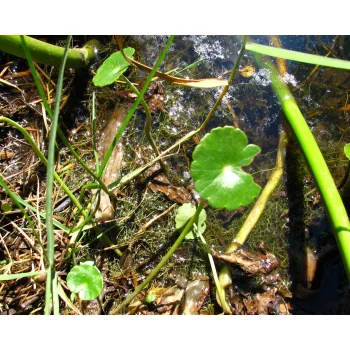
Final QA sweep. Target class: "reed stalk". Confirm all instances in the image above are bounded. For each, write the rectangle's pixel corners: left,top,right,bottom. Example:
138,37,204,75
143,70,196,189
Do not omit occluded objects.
255,54,350,280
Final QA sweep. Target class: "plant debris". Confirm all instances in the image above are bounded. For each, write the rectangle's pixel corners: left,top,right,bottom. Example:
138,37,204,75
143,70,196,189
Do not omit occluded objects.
211,248,279,275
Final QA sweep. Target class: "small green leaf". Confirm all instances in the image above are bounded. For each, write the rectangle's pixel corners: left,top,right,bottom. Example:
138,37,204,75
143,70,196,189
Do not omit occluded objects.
190,126,261,210
92,47,135,87
67,265,103,300
145,293,156,303
1,202,12,212
175,202,206,240
344,143,350,160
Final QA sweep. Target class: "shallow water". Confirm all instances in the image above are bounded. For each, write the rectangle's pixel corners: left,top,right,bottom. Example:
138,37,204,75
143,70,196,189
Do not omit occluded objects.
1,35,349,314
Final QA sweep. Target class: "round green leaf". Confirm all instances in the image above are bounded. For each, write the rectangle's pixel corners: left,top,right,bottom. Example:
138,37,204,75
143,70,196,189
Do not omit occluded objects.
175,202,206,240
344,143,350,160
92,47,135,87
1,202,12,212
145,293,156,303
67,265,103,300
190,126,261,210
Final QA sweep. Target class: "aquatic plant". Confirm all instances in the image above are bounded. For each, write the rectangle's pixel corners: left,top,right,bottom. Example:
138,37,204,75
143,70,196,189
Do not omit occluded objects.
345,144,350,160
0,35,99,68
1,35,350,315
190,126,261,210
247,45,350,280
67,262,103,301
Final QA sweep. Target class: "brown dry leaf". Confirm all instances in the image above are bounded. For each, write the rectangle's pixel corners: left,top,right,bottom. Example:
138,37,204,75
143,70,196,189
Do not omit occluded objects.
305,247,318,288
0,151,15,160
132,58,228,88
211,248,279,275
244,288,278,315
116,35,228,88
148,174,192,204
181,279,210,315
155,285,184,314
339,104,350,111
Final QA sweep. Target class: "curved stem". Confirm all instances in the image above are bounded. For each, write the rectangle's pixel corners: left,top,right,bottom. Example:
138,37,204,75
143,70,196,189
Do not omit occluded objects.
98,36,175,179
121,75,168,173
199,35,248,131
111,200,206,314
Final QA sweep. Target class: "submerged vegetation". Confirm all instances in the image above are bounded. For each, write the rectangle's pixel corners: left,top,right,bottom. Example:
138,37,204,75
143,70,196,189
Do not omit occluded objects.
0,35,350,315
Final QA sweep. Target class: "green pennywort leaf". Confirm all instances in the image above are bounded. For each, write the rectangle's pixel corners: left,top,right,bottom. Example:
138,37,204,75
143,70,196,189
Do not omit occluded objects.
92,47,135,87
175,202,206,240
345,144,350,160
67,265,103,300
191,126,261,210
1,202,12,212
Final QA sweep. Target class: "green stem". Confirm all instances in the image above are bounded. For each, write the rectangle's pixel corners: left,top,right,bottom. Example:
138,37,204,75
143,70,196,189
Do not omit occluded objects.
108,129,198,190
0,117,83,211
107,37,247,192
200,35,248,131
0,177,70,232
121,75,167,173
0,35,99,68
44,36,72,315
255,54,350,280
111,200,206,314
227,131,288,252
91,92,100,174
195,228,231,314
0,271,42,281
246,42,350,70
0,173,37,238
98,35,175,178
217,131,288,310
20,36,111,198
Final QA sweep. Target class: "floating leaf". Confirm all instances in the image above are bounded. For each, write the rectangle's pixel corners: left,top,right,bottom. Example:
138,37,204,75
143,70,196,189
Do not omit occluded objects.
190,126,261,210
344,143,350,160
92,47,135,87
67,265,103,300
175,202,206,240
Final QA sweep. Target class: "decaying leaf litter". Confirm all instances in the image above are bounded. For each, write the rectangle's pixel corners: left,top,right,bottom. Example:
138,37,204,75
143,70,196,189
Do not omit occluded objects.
1,35,350,315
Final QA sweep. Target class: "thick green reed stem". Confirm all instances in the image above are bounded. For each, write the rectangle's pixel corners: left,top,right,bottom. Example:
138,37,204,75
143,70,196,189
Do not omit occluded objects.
255,54,350,280
0,35,99,68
